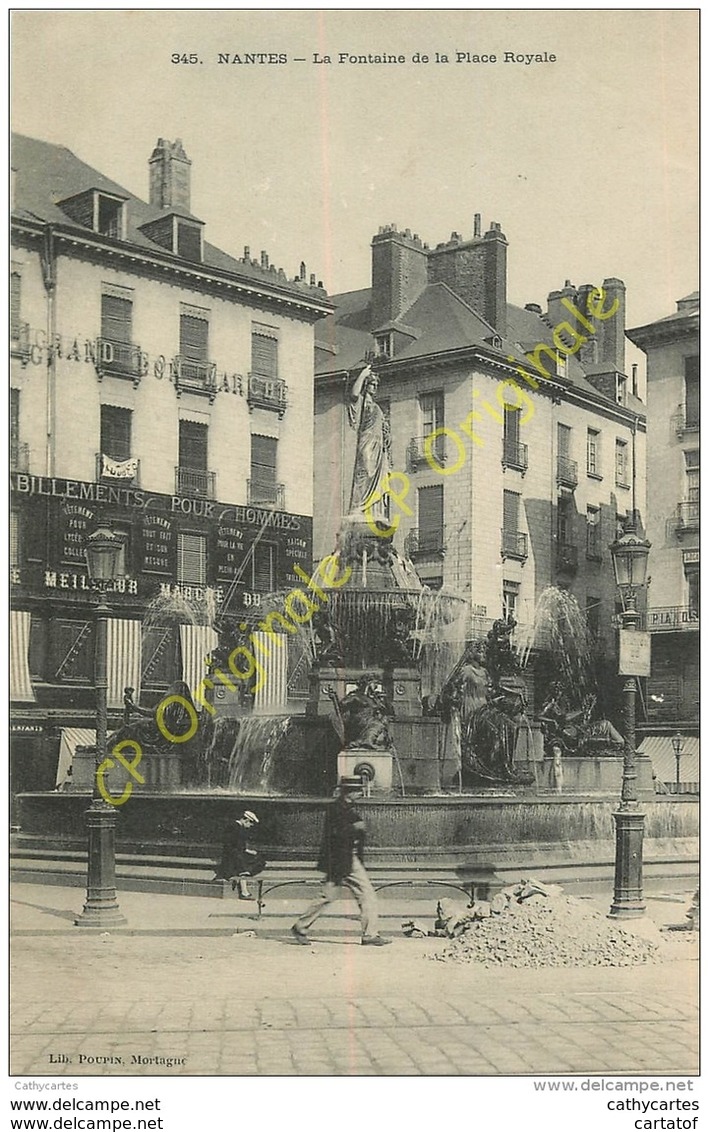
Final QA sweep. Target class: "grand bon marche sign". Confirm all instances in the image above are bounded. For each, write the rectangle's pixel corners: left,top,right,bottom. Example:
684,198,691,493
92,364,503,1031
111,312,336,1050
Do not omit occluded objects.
14,326,246,397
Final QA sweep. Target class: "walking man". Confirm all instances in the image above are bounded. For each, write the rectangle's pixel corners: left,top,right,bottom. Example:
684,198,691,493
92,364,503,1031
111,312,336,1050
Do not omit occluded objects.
292,779,391,946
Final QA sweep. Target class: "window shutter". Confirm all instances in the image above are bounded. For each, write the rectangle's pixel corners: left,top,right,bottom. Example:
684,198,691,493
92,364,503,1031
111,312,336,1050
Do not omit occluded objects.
101,294,132,344
11,389,19,449
558,424,571,457
418,484,443,536
180,314,209,362
504,407,520,447
100,406,132,460
251,333,278,378
10,274,21,340
10,512,20,568
685,357,699,427
178,421,208,470
503,490,519,533
252,543,276,591
177,534,206,585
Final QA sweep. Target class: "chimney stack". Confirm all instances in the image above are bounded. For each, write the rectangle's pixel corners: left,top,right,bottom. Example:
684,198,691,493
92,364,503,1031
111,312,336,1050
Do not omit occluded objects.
371,226,428,325
631,363,638,397
427,221,508,335
473,213,482,238
148,138,192,212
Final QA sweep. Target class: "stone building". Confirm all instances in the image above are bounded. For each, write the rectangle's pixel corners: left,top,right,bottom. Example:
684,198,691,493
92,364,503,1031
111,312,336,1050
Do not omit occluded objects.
10,133,331,791
626,294,699,786
314,219,647,714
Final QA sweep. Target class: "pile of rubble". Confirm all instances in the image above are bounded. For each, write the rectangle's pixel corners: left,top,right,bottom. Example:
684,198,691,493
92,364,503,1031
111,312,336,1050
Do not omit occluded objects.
421,879,663,968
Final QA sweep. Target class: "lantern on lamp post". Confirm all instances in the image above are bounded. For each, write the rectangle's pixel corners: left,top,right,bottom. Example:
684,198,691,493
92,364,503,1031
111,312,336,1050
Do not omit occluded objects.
75,527,127,929
671,731,684,794
608,524,651,919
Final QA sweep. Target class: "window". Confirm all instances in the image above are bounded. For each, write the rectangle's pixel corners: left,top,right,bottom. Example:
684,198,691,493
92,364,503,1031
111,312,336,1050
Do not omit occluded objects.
587,428,601,476
10,272,21,341
250,434,278,499
616,374,627,406
177,533,206,585
101,292,133,344
180,309,209,362
685,449,699,503
176,221,202,262
251,326,278,378
502,490,527,558
586,506,601,560
251,543,277,591
685,356,699,428
503,406,526,469
502,581,519,623
687,570,699,618
97,194,124,238
100,405,132,461
374,333,392,358
420,392,444,437
418,484,444,553
586,597,601,641
558,424,571,458
615,439,629,487
557,496,573,545
179,420,208,470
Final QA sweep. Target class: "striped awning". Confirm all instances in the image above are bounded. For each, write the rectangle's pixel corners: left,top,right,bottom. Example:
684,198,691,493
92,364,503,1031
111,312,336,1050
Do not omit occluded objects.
107,618,142,708
10,610,35,702
57,727,96,788
180,624,218,711
638,735,700,785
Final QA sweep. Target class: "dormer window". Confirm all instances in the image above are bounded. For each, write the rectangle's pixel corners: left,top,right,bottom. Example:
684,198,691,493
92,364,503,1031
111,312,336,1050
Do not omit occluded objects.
616,374,627,406
58,189,127,238
139,214,203,262
374,333,392,358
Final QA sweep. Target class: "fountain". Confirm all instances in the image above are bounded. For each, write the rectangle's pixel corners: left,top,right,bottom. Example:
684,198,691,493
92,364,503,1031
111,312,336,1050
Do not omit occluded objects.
17,367,688,880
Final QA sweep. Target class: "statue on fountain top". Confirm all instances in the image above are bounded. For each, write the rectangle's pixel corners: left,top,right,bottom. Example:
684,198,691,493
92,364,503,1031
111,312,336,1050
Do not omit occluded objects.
347,364,392,521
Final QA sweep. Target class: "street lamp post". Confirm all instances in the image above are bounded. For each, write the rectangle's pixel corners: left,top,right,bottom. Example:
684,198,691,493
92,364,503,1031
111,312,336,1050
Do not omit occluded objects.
75,528,127,929
671,731,684,794
608,525,651,920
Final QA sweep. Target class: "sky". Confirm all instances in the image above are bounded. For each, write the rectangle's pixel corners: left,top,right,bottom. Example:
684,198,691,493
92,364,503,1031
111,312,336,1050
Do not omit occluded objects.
11,9,698,346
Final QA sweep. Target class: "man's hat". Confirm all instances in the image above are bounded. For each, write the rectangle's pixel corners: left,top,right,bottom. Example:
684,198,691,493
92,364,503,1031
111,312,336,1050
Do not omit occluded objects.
242,810,259,823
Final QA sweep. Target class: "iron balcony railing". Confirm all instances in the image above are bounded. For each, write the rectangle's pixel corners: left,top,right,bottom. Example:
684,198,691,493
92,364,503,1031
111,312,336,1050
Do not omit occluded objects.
675,500,700,534
647,606,699,632
405,527,445,557
408,434,447,470
672,403,699,436
96,453,140,483
10,441,29,473
500,529,528,560
247,478,286,510
502,440,529,472
96,338,144,385
556,541,579,572
247,374,288,416
556,455,578,489
173,356,218,400
175,466,216,499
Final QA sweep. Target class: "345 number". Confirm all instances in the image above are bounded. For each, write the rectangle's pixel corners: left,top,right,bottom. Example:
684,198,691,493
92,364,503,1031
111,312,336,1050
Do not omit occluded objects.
171,53,200,64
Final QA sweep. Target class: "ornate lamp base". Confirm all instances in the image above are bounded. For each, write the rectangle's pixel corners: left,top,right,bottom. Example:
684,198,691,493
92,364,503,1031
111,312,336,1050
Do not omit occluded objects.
74,801,127,929
608,808,646,919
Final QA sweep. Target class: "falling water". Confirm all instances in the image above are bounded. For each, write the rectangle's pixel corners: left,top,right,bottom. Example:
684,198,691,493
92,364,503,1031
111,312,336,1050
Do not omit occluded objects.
516,586,594,697
142,585,220,632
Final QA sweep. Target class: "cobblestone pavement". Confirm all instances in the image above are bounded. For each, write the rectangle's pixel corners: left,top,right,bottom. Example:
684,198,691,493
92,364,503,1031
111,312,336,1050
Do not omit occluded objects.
10,883,699,1077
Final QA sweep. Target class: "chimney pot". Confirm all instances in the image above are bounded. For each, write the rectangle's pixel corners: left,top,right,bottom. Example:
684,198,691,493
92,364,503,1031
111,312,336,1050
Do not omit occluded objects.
244,245,250,260
473,213,482,237
261,251,269,268
310,273,316,285
299,261,307,280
